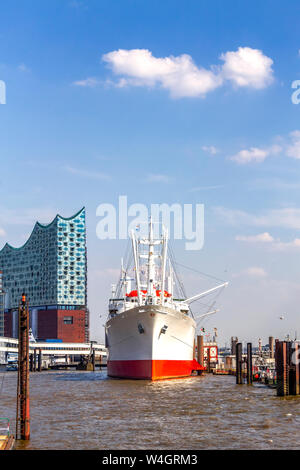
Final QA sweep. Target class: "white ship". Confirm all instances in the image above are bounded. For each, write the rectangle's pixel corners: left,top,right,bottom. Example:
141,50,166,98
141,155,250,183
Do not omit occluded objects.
105,219,227,380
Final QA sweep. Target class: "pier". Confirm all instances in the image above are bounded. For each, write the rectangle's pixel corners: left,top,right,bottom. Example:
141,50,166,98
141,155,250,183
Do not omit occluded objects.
0,336,107,370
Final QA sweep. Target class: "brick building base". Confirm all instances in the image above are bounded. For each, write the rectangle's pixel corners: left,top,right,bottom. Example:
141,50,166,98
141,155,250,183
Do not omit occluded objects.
4,308,86,343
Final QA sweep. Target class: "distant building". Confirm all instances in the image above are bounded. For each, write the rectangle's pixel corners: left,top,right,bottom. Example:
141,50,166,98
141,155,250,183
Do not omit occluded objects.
0,271,4,336
0,208,88,342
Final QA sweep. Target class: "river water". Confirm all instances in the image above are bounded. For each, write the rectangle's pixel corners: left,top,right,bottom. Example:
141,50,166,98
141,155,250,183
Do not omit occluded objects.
0,370,299,450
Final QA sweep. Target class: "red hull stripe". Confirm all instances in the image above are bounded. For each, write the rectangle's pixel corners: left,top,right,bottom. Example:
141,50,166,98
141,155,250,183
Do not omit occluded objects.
107,359,204,380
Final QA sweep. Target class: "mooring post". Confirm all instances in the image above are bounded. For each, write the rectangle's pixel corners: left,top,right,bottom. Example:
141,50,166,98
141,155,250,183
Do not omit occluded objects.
33,348,36,372
276,341,289,396
197,335,204,374
16,293,30,440
269,336,274,359
246,342,253,385
236,342,243,384
295,342,300,395
288,342,300,396
38,348,42,372
92,349,95,371
207,347,211,373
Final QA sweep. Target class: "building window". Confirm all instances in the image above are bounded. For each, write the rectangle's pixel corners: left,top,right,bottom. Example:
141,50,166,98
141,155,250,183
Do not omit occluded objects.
63,316,73,325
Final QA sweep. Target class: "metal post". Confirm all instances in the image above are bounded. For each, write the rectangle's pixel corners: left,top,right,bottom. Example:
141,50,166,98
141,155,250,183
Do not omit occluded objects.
38,349,42,372
29,354,33,372
33,348,37,372
16,293,30,440
246,342,253,385
236,342,243,384
92,350,95,371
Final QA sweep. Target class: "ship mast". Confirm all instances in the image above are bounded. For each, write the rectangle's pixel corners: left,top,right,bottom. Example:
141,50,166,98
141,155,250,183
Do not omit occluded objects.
147,217,155,301
160,226,168,305
131,229,142,305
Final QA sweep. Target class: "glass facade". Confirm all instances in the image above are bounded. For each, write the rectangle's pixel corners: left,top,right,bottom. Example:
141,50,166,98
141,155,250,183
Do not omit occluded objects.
0,271,4,336
0,208,87,309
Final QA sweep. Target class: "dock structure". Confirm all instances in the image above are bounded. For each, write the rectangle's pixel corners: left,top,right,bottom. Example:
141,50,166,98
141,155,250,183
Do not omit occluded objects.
0,419,15,451
0,336,107,370
275,340,300,396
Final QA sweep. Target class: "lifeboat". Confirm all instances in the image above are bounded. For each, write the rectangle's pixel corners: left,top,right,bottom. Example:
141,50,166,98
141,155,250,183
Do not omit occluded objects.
126,289,172,298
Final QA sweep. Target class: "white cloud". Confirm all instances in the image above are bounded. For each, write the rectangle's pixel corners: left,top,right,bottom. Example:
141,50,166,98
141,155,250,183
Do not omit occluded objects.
64,165,110,181
103,49,222,98
249,177,300,191
101,47,274,98
236,232,274,243
235,231,300,252
214,206,300,230
190,185,224,192
0,228,6,237
220,47,274,89
271,238,300,252
286,130,300,159
18,63,30,72
202,145,218,155
230,144,281,164
0,207,57,227
245,267,267,277
146,173,173,183
72,77,99,87
233,266,268,278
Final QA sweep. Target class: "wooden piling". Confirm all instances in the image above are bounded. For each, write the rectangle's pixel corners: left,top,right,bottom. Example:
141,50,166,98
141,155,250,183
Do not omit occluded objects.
295,343,300,395
269,336,274,359
236,342,243,384
92,350,95,371
246,342,253,385
276,341,289,396
38,349,42,372
33,348,36,372
16,293,30,440
289,342,300,396
197,335,204,369
207,347,211,373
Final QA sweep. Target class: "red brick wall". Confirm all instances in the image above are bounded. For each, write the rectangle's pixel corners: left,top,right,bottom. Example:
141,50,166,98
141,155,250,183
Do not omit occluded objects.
4,308,86,343
38,310,58,340
57,309,86,343
4,312,12,337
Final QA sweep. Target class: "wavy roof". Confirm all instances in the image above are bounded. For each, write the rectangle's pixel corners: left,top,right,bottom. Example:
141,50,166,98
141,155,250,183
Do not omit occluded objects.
0,207,85,253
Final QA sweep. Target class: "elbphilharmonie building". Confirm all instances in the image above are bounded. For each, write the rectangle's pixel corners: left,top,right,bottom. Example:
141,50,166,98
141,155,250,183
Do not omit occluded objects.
0,208,89,342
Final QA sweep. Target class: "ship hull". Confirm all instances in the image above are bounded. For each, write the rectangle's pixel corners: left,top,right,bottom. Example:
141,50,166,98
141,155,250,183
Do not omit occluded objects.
106,305,203,380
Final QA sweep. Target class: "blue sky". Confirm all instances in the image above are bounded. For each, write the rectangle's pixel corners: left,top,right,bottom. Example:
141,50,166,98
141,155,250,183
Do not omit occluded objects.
0,0,300,345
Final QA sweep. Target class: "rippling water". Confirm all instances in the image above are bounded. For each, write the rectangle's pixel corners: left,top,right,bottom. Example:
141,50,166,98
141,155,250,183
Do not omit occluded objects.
0,370,299,450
